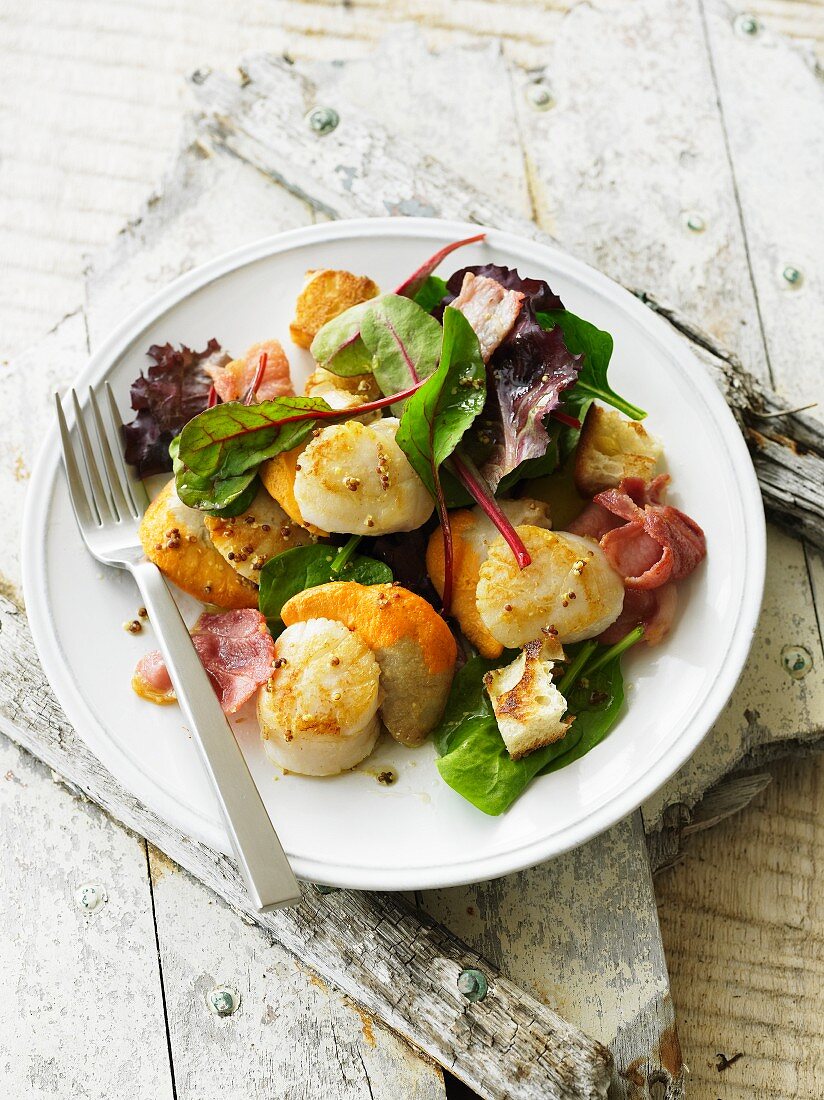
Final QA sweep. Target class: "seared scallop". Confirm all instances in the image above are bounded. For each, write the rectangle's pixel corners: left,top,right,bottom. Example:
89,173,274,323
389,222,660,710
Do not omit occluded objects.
138,479,258,609
203,486,313,582
292,418,433,536
426,498,552,658
257,618,382,776
476,527,624,647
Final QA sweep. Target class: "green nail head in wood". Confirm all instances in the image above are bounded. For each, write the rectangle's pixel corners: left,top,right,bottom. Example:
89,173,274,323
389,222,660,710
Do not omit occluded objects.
307,107,340,136
457,968,488,1002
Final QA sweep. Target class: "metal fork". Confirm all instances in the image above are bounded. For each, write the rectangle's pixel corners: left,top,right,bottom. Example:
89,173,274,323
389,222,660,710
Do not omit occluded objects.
56,385,302,911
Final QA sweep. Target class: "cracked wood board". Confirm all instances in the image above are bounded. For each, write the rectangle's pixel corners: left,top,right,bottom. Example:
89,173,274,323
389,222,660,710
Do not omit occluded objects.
1,17,818,1100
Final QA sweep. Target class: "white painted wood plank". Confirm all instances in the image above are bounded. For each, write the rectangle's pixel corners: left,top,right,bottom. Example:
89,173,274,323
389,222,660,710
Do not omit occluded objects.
147,847,445,1100
421,814,684,1096
0,736,175,1098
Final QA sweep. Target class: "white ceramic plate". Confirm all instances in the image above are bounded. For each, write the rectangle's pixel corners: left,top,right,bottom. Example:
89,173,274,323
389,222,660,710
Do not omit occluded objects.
22,218,765,890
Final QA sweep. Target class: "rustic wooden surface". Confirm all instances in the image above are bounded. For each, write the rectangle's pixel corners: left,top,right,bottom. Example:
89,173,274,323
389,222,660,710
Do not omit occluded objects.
0,2,822,1098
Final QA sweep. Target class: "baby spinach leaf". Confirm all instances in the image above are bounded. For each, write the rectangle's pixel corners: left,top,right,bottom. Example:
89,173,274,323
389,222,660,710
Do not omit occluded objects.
360,294,443,401
433,656,583,816
537,652,625,775
413,275,449,314
170,436,258,516
258,544,392,633
310,298,378,377
395,307,486,496
434,630,644,815
177,396,331,478
539,310,646,422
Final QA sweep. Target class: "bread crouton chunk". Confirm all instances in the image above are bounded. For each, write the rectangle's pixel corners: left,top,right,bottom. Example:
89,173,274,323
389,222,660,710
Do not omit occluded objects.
484,640,572,760
574,405,662,498
290,269,380,349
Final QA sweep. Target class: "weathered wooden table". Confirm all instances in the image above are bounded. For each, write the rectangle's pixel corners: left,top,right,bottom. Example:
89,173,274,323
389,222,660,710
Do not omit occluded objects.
1,3,822,1097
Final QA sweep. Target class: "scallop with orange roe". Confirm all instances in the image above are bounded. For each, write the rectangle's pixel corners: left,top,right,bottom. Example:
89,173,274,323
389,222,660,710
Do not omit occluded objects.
259,447,328,538
426,498,552,659
281,581,457,746
138,479,258,609
476,526,624,647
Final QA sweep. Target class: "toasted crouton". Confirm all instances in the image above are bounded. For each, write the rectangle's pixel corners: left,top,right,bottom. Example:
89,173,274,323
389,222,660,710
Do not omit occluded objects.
574,405,662,498
290,269,380,349
484,641,572,760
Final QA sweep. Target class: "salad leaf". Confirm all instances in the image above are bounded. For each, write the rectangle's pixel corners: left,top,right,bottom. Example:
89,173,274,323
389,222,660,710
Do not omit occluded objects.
360,294,443,400
433,630,644,815
176,396,332,478
438,265,579,490
413,275,448,314
539,309,646,422
310,234,485,377
170,436,258,516
123,339,226,477
481,325,580,490
309,298,376,377
538,648,626,775
394,233,486,299
395,307,486,495
258,544,392,633
433,656,583,815
396,308,486,610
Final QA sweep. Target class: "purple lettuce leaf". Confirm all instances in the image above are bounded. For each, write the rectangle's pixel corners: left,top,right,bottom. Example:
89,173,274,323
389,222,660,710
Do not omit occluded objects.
482,325,580,489
438,265,579,489
123,339,228,477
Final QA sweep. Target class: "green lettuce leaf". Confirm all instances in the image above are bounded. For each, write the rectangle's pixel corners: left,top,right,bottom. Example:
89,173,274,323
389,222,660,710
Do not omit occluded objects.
309,298,377,376
539,309,646,423
258,544,392,634
360,294,443,402
413,275,448,313
433,656,583,815
170,436,258,516
433,636,639,815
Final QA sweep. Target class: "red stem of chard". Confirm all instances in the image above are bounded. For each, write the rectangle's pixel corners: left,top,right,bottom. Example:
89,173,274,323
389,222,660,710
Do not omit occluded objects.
435,482,454,614
207,385,218,409
244,352,268,405
394,233,487,299
552,410,581,430
449,452,532,569
272,377,428,427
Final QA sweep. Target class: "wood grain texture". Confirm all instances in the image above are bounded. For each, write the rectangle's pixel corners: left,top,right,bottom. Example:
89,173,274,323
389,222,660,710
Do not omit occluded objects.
0,736,175,1098
656,753,824,1100
146,846,446,1100
2,0,822,362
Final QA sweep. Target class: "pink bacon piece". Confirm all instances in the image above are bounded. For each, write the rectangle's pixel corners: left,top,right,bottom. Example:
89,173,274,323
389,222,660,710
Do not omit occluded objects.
133,610,276,715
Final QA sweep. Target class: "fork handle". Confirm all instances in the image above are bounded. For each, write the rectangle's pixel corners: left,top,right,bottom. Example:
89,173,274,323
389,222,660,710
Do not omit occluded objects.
129,560,302,911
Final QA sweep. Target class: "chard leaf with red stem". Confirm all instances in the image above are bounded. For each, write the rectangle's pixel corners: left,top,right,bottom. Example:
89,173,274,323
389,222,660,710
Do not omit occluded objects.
309,234,484,377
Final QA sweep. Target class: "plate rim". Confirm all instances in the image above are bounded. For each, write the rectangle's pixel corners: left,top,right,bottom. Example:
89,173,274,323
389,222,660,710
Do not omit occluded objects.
22,216,767,889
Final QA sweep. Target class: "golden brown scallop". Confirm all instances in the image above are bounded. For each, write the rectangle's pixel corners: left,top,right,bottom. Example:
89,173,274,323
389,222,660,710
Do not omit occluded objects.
203,486,313,582
281,581,457,746
138,479,258,609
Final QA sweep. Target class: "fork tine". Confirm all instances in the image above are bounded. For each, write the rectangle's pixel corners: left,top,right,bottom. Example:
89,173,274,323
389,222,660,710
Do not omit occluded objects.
55,393,96,530
88,386,131,521
104,382,149,514
70,389,113,523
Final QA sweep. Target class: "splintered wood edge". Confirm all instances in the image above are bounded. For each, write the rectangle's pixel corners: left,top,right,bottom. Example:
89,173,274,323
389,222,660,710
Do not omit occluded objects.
0,595,612,1100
